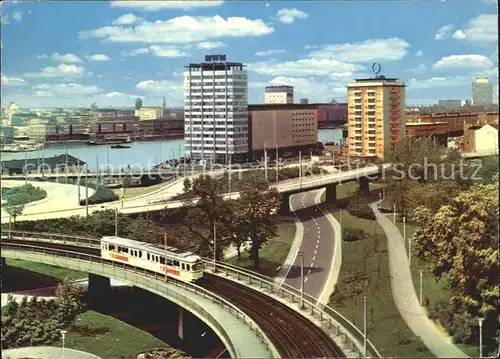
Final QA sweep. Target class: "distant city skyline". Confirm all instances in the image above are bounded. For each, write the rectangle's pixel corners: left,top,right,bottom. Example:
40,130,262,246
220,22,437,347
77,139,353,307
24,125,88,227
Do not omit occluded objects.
1,0,497,108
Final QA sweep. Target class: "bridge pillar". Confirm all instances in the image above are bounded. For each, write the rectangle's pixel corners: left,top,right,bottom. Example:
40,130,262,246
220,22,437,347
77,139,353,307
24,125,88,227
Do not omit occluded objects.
87,274,111,304
178,308,184,340
1,257,6,267
279,193,291,215
359,176,370,196
325,184,337,203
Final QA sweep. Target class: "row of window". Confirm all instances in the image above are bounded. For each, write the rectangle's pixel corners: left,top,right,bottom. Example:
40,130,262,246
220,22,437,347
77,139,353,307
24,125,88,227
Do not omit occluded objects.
186,133,248,139
185,108,247,113
187,75,247,80
187,81,247,87
185,95,247,100
189,88,247,93
185,120,247,125
186,114,248,119
184,101,247,107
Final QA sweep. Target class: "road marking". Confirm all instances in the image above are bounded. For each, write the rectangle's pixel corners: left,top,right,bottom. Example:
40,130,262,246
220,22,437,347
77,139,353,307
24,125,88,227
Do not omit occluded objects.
312,255,316,262
314,248,317,255
307,269,312,275
310,262,314,268
305,277,309,283
316,243,319,249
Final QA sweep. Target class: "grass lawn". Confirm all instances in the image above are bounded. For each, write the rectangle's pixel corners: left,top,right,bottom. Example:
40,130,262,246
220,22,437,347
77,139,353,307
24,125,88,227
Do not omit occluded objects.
111,182,169,198
6,258,87,281
328,209,433,357
54,310,170,359
225,216,296,278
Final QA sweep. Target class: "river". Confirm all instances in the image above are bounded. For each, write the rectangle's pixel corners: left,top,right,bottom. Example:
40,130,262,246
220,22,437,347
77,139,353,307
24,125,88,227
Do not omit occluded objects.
1,129,342,171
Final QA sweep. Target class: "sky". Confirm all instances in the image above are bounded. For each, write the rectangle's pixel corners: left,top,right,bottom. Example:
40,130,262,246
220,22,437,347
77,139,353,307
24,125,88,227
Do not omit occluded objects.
1,0,498,108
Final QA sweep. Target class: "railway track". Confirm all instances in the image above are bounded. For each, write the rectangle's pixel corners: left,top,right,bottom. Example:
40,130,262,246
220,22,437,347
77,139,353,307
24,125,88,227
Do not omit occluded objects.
198,273,345,358
2,239,346,358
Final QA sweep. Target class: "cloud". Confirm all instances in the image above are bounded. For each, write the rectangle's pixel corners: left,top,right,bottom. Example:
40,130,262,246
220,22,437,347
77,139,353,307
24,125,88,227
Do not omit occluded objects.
432,54,493,71
87,54,112,61
32,83,102,98
37,53,83,63
112,13,141,25
255,49,286,56
105,92,125,97
276,8,308,24
136,80,183,93
415,49,423,56
126,46,188,57
407,63,427,73
435,24,454,40
24,64,89,79
451,30,466,40
1,75,27,86
452,14,497,42
308,38,410,62
198,41,225,49
12,11,23,22
250,58,363,77
78,15,274,44
110,1,224,11
268,76,347,102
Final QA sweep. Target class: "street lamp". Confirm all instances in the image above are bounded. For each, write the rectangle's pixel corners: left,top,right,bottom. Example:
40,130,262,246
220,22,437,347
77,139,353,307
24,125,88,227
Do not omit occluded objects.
114,208,118,237
393,203,396,223
418,270,423,306
378,192,381,209
299,151,303,188
363,296,367,358
298,251,304,309
164,232,168,283
213,222,217,272
479,318,483,358
60,330,67,359
403,216,410,265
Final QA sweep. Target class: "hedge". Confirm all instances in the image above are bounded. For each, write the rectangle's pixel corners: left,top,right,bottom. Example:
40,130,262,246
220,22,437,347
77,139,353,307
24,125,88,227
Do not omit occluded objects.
79,185,118,205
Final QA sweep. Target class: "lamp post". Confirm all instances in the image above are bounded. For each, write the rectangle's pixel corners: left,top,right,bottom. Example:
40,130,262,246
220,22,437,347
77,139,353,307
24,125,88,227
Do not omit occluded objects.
363,296,367,358
85,165,89,217
114,208,118,237
299,151,303,189
24,150,28,185
60,330,67,359
419,269,423,305
393,203,396,223
164,232,168,283
228,156,232,199
275,145,279,182
298,251,304,309
378,192,381,209
479,318,483,358
213,221,217,272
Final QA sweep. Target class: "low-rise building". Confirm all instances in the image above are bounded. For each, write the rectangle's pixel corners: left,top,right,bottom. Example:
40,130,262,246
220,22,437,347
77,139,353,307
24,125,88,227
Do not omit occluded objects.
1,154,86,174
248,104,318,159
462,123,499,153
135,107,164,121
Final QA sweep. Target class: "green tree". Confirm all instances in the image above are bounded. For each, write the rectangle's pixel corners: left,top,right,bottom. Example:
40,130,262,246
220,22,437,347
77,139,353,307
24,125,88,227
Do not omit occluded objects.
412,181,499,352
54,275,86,328
3,191,28,223
236,173,281,269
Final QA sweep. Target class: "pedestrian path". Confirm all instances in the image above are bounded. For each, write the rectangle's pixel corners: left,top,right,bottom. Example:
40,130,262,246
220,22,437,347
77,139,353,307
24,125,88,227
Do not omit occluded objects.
2,346,102,359
370,202,468,358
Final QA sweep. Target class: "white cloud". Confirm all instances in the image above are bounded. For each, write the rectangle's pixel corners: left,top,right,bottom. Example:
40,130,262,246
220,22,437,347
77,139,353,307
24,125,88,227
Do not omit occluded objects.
105,92,125,97
432,54,493,71
87,54,112,61
267,76,347,102
136,80,183,93
248,81,272,88
110,1,224,11
1,75,27,86
78,15,274,44
276,8,308,24
24,64,89,79
126,48,150,56
435,24,454,40
255,49,286,56
407,63,427,73
451,30,466,40
12,11,23,22
308,38,410,62
112,13,140,25
250,58,363,77
33,83,102,98
198,41,225,49
452,14,497,42
38,53,83,63
415,49,423,56
149,45,188,57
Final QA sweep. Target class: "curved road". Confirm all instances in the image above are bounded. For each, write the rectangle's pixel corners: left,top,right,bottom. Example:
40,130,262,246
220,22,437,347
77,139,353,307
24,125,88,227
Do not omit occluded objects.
284,191,338,302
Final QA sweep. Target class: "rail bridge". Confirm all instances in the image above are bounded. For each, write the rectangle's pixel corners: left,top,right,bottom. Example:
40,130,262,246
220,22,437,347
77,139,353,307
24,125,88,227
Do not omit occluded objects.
1,231,381,358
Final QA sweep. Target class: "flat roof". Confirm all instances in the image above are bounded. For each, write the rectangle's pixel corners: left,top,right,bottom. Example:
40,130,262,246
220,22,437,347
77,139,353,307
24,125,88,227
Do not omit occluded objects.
249,103,347,111
185,62,245,69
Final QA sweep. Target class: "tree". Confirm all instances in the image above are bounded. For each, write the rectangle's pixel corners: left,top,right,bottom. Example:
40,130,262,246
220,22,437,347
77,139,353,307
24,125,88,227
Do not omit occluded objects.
412,181,499,352
3,191,28,223
236,173,282,269
54,275,86,328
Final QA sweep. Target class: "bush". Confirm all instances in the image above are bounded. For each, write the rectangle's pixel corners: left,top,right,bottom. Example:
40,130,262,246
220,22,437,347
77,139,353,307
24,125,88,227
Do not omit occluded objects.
347,195,375,220
2,184,47,203
79,186,118,205
343,227,366,242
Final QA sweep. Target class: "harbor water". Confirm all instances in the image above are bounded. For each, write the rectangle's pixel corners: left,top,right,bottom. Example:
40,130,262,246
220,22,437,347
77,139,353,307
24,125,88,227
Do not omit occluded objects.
1,129,342,171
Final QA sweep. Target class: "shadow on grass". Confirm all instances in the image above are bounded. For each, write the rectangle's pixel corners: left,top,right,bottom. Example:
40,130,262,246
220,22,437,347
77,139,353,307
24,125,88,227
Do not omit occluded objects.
73,324,111,337
2,264,60,292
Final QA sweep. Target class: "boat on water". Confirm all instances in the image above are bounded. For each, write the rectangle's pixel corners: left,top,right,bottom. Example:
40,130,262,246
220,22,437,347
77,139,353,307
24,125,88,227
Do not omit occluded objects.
110,144,131,149
0,143,44,153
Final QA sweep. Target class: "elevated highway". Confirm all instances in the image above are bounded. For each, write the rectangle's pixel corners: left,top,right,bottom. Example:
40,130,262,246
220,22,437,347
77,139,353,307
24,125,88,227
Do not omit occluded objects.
1,231,382,358
1,164,390,222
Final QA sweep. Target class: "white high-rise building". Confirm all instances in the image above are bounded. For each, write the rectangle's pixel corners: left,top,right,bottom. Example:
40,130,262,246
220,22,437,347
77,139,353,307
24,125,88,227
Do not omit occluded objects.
184,56,249,164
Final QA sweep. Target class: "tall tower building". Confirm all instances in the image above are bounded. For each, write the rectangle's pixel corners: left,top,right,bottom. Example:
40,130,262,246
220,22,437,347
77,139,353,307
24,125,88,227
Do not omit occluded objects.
162,96,166,109
184,55,248,164
265,85,294,104
135,97,143,110
347,76,406,159
472,77,493,106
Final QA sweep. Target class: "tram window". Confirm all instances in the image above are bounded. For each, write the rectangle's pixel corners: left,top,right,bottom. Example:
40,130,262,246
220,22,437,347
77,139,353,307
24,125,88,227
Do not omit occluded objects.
160,257,165,264
147,253,150,260
181,263,185,270
173,260,180,267
155,256,159,262
186,264,191,271
123,248,128,254
167,259,173,266
109,245,115,251
138,251,142,257
117,246,122,253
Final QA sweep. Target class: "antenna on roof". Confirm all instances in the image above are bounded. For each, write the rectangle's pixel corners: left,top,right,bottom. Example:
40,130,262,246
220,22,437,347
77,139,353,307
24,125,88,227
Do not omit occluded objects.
372,62,382,78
